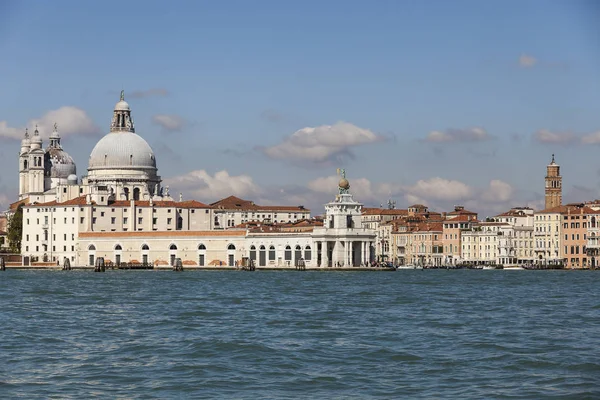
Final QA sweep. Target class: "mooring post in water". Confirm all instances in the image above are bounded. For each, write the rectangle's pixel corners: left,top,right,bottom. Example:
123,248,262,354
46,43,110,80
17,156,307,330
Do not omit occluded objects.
0,257,5,271
63,257,71,271
94,257,105,272
173,257,183,272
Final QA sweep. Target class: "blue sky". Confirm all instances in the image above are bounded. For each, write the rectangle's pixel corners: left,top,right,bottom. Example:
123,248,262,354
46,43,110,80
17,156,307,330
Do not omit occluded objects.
1,0,599,217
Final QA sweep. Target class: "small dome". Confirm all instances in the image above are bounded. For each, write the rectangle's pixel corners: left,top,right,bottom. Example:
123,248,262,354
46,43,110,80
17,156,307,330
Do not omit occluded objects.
114,100,130,111
338,178,350,190
67,174,78,184
88,131,156,170
48,147,77,179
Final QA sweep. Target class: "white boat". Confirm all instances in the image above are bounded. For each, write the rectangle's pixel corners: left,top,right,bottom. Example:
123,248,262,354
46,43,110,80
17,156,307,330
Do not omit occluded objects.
397,264,417,269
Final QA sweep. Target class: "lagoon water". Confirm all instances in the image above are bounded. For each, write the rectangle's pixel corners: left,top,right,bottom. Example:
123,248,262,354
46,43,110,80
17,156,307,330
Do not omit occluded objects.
1,270,599,399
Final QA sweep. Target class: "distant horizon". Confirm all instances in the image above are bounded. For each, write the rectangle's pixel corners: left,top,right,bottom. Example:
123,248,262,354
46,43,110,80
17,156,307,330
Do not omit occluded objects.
1,0,599,217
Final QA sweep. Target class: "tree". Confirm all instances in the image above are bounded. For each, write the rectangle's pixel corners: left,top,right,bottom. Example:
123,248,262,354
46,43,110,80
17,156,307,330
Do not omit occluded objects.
7,204,23,253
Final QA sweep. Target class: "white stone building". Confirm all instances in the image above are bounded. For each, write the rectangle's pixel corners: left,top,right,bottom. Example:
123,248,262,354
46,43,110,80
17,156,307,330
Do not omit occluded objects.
494,207,535,266
18,93,375,268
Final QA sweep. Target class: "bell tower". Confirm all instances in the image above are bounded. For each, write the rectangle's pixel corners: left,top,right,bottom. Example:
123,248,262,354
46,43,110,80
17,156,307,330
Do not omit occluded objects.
19,128,31,199
545,154,562,209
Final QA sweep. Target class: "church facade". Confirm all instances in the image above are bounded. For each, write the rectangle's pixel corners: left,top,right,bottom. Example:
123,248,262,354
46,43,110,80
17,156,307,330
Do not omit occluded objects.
18,94,376,268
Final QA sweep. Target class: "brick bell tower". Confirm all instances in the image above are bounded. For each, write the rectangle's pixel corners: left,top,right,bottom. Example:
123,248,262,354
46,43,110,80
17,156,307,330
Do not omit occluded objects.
545,154,562,209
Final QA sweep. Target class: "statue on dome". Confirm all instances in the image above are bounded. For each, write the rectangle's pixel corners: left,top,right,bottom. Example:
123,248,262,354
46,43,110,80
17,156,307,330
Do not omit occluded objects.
164,186,170,196
120,90,125,101
53,122,58,132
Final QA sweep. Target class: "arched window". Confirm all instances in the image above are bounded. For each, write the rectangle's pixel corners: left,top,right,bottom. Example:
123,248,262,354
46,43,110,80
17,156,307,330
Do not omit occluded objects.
304,245,311,261
250,245,257,262
285,245,292,261
23,160,28,169
88,244,96,251
228,244,236,250
141,244,150,265
115,244,122,250
130,155,133,165
592,217,596,228
198,243,206,266
169,244,177,250
295,245,302,262
269,245,276,261
259,245,266,266
133,188,140,201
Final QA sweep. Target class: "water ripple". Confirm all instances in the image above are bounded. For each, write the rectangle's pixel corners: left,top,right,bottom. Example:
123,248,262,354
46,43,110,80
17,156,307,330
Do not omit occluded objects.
1,270,599,398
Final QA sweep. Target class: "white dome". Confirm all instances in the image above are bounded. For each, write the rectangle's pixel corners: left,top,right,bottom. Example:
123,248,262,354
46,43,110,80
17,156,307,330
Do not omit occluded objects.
88,131,156,170
114,100,130,111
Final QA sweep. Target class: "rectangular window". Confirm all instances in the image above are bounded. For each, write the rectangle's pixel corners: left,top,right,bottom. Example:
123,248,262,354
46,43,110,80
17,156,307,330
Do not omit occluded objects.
167,218,172,224
92,217,97,224
111,217,116,224
64,234,67,240
124,217,128,224
63,246,67,251
101,212,105,217
80,217,84,223
153,218,157,224
198,254,205,266
138,217,143,224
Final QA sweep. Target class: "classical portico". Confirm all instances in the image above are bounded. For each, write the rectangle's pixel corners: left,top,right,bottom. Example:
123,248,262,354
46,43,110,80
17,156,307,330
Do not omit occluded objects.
312,170,376,267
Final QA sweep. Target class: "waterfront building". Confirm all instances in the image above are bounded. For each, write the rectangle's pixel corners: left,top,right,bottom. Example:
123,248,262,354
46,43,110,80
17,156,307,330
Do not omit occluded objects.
559,203,595,269
210,195,310,228
442,206,478,265
533,206,563,266
311,173,377,267
585,211,600,268
461,221,505,265
494,207,535,266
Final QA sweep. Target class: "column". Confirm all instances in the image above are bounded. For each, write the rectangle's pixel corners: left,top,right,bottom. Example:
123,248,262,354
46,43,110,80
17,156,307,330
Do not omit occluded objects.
361,241,366,266
346,240,351,266
322,241,328,268
313,241,319,266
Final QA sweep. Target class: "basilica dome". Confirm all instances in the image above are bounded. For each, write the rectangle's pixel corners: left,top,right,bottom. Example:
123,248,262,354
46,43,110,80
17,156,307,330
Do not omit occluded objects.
88,92,157,172
88,131,156,170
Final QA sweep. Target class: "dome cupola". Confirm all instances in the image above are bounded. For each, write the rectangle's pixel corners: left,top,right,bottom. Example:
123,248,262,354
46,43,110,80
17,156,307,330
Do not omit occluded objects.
47,123,77,179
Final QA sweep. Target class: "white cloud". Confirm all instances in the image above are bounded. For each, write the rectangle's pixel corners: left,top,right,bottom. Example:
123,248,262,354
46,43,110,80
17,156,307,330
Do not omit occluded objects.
424,127,491,143
0,106,100,141
481,179,513,203
165,169,262,202
261,121,384,164
0,121,22,140
519,54,537,68
533,129,578,144
402,177,473,201
581,131,600,144
152,114,187,132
